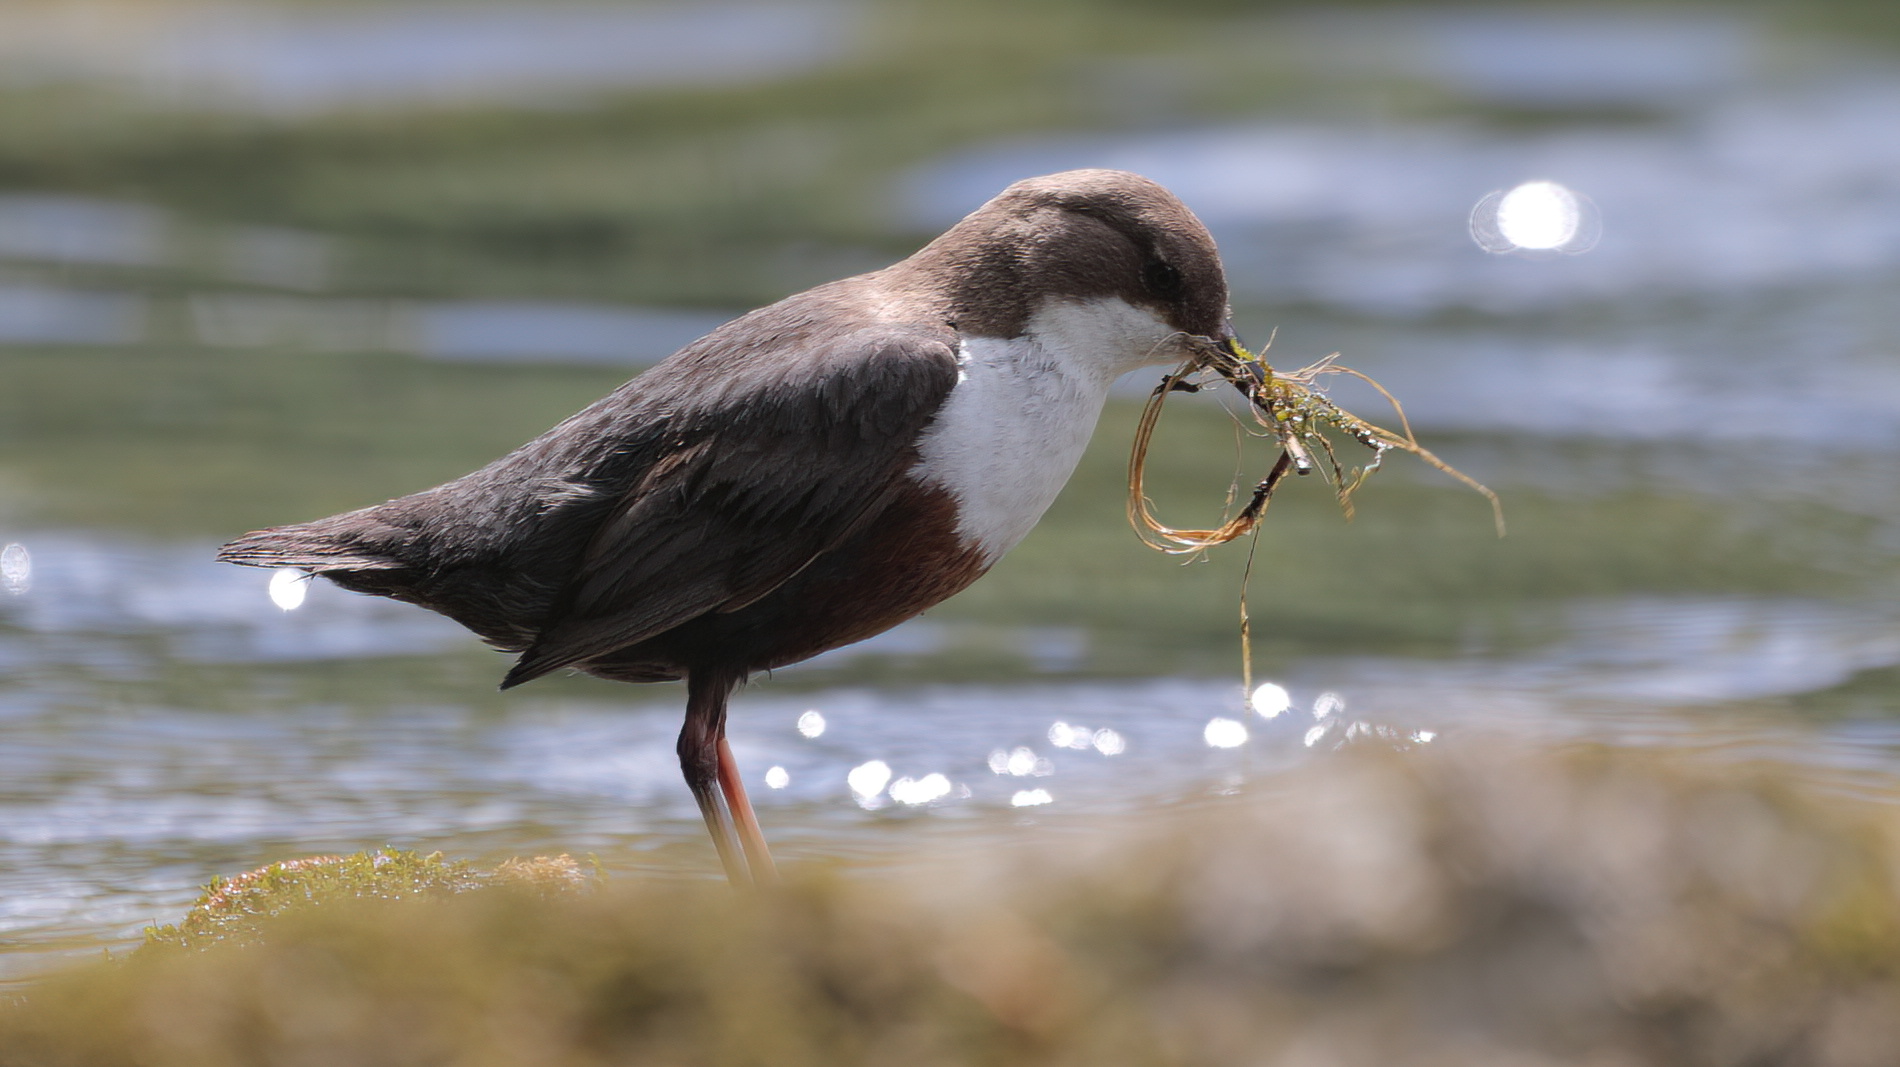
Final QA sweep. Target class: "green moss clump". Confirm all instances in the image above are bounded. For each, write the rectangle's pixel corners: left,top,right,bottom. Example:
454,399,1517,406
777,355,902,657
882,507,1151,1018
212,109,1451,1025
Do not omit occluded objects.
144,849,592,952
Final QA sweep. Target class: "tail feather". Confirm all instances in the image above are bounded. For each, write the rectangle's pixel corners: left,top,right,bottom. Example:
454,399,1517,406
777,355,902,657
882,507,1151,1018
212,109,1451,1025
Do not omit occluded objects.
217,514,406,572
499,655,555,690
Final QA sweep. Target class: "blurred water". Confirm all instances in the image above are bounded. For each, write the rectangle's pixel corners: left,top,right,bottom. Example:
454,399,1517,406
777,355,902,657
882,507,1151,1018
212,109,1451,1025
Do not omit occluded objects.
5,5,1900,982
0,191,734,357
0,2,860,111
0,196,169,268
0,285,145,347
906,80,1900,316
904,24,1900,464
1316,9,1762,105
5,532,1900,978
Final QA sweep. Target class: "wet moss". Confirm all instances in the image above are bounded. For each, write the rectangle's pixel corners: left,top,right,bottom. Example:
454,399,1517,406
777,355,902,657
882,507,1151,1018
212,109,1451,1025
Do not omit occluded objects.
143,850,594,953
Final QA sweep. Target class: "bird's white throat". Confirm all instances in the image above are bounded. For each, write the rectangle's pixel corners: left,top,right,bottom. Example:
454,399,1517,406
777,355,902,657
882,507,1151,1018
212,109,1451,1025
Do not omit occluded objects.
911,296,1191,561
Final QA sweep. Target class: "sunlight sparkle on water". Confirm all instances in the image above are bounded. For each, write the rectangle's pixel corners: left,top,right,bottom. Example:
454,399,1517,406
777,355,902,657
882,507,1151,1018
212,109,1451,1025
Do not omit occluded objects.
1046,723,1128,755
1204,718,1248,749
1499,181,1578,248
764,766,789,790
1048,721,1092,750
1250,682,1291,718
1010,789,1053,808
889,773,952,806
846,760,891,800
267,567,309,611
795,710,826,738
1,543,28,595
1470,180,1599,253
990,746,1052,776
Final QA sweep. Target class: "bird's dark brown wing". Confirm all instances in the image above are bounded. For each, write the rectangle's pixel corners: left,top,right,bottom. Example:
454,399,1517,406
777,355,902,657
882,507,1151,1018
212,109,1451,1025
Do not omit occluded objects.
499,322,961,688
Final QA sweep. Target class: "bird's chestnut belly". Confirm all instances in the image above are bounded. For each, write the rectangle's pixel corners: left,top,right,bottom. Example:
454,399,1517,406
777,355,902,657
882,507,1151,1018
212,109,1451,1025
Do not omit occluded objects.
582,480,990,681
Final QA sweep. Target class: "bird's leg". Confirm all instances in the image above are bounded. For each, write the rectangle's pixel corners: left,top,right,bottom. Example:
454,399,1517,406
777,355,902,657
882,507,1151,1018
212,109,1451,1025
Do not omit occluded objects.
716,734,778,883
680,668,751,885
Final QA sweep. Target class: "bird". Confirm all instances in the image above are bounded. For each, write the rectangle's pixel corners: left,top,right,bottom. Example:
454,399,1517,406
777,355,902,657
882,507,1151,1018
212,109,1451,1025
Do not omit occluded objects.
219,169,1237,886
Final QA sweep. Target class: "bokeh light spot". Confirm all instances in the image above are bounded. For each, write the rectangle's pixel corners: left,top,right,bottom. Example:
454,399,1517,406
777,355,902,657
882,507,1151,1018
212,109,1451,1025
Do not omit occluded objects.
1,543,29,595
993,746,1049,777
1470,180,1600,254
1251,682,1291,718
1048,721,1094,749
846,760,891,800
1204,718,1249,749
1500,181,1578,248
267,567,309,611
1313,691,1345,720
889,773,951,806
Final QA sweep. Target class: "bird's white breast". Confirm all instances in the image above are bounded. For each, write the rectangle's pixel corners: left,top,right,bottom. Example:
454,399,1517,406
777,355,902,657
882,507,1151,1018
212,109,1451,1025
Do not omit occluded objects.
910,297,1187,563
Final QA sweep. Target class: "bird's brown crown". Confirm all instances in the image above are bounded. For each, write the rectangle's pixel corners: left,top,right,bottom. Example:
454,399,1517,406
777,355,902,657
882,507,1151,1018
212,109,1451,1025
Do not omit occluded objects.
896,169,1231,341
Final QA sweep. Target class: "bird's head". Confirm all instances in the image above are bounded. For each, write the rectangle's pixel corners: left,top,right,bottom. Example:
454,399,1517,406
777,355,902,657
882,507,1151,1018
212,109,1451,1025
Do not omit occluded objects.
903,169,1238,373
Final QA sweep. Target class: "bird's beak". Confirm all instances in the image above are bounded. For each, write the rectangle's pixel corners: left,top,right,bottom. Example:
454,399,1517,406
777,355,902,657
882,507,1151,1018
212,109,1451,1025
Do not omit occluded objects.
1216,318,1261,370
1210,320,1249,359
1205,321,1267,389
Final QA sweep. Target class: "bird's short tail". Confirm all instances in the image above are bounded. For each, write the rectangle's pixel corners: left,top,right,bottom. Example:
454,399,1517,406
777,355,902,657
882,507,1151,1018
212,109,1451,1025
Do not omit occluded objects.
217,513,406,572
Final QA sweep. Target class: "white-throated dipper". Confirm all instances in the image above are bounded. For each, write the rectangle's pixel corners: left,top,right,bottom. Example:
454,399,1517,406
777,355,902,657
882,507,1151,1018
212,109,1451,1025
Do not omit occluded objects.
220,169,1237,885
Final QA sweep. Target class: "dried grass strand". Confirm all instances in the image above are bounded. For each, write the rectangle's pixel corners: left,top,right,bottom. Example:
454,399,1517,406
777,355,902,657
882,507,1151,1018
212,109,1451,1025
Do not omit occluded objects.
1127,340,1504,556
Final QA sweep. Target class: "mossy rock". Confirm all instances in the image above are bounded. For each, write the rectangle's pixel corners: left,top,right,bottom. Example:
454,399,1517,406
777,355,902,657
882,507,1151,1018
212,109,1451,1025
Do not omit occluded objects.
144,849,594,952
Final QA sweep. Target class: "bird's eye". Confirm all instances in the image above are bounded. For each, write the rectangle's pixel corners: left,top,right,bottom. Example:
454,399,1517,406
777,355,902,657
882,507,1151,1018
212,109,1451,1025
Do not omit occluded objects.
1143,260,1183,299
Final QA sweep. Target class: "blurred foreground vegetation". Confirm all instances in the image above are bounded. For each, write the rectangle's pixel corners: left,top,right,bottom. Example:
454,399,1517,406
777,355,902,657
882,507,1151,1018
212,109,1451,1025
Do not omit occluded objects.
143,850,593,952
7,740,1900,1066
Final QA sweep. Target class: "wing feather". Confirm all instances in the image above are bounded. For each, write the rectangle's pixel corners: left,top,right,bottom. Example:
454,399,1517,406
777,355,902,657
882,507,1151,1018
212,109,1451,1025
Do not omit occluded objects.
499,323,959,687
